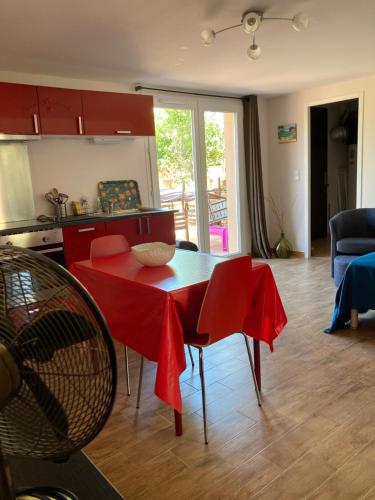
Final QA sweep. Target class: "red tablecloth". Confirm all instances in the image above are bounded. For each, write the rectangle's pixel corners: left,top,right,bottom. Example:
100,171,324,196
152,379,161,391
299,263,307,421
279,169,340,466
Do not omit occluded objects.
70,251,287,413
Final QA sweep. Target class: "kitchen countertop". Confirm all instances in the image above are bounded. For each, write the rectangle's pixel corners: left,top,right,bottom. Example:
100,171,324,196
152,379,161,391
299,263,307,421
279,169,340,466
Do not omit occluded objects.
0,208,176,236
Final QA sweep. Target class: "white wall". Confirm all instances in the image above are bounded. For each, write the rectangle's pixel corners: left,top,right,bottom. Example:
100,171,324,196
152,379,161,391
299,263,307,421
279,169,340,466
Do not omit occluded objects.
266,74,375,253
28,138,150,216
0,70,151,217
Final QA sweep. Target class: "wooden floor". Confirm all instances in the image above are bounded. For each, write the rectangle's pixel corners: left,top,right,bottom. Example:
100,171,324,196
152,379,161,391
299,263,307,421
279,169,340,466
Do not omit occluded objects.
85,255,375,499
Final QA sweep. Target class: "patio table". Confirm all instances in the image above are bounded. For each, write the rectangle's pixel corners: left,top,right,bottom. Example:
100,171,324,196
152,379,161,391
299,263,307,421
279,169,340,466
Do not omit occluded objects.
70,250,287,435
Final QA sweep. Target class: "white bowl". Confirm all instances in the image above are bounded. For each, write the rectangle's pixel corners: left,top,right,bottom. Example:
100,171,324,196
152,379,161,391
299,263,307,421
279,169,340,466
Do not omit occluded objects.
131,242,175,267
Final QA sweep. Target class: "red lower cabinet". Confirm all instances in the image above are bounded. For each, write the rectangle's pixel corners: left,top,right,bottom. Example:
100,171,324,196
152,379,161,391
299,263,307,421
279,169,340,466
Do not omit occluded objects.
106,214,175,245
63,222,106,268
141,213,175,245
63,214,176,267
105,218,143,246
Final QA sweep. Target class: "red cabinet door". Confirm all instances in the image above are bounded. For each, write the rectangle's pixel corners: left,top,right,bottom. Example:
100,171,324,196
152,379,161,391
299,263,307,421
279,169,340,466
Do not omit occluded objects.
82,91,155,136
37,86,84,135
0,82,39,135
142,213,176,244
105,218,143,246
63,222,106,268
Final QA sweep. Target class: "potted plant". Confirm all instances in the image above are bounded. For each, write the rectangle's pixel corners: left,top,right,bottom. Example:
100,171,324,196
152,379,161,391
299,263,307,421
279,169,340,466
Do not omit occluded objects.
267,196,293,258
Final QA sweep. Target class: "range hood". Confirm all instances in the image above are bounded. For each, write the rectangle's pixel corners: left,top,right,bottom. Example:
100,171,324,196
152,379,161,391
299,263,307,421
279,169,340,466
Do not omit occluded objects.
0,133,41,142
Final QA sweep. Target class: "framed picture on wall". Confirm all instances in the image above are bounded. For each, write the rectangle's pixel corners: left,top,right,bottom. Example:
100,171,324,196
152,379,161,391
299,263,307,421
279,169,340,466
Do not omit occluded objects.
278,123,297,143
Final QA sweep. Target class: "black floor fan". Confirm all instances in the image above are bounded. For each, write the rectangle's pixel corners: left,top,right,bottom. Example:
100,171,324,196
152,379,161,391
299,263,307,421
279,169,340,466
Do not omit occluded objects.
0,245,117,500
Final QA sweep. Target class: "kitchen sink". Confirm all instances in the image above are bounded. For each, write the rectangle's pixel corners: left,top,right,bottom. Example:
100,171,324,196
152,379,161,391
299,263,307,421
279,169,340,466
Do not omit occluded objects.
90,208,162,218
93,209,141,217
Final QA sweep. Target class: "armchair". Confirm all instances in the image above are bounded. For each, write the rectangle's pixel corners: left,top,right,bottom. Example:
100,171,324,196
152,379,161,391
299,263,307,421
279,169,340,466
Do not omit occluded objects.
330,208,375,285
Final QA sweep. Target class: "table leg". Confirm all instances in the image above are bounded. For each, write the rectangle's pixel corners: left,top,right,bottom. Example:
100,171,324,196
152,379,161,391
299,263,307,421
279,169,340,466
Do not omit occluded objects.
174,410,183,436
350,309,359,329
253,339,261,392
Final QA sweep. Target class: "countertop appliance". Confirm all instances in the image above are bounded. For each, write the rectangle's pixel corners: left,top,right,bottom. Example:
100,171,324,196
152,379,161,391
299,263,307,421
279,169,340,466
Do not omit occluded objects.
0,227,65,266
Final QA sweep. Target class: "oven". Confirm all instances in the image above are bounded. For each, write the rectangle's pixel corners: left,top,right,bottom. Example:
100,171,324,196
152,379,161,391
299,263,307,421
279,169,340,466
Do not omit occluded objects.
0,228,65,267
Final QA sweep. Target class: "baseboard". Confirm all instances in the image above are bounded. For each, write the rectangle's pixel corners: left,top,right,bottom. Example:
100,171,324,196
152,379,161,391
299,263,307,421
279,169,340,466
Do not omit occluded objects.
291,250,304,257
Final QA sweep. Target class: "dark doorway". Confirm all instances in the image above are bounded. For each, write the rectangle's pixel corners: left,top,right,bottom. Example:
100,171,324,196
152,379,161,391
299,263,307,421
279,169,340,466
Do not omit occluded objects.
310,98,359,256
310,107,328,241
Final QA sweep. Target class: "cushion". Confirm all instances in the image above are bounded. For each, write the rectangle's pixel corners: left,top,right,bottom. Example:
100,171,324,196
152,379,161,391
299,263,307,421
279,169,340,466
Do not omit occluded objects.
336,237,375,255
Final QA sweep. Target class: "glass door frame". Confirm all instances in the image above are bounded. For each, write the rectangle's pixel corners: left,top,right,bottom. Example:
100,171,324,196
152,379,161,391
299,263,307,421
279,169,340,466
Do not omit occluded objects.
148,92,245,255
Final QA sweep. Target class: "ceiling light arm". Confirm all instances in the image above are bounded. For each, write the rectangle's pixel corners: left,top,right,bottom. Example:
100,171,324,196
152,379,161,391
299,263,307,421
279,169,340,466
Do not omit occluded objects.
262,17,293,22
214,23,243,36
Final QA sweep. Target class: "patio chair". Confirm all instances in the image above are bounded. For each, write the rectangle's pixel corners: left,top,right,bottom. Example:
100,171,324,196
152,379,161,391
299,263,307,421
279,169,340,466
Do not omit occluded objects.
90,234,131,396
208,194,228,252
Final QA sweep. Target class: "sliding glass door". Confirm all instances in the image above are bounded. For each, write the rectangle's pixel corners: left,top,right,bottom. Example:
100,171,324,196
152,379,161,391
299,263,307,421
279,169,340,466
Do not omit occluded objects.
203,110,239,255
154,106,198,247
151,95,243,256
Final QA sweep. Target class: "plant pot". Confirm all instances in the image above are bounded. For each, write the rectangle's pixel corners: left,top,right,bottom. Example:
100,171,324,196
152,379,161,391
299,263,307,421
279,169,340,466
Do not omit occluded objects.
275,233,292,259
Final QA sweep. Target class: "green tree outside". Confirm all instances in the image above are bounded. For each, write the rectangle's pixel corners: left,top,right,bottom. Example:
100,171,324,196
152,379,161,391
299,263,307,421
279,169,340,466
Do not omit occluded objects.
155,108,225,189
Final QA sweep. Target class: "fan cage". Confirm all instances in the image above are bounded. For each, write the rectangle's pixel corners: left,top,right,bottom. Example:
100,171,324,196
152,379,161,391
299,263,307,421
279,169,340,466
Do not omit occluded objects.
0,245,117,461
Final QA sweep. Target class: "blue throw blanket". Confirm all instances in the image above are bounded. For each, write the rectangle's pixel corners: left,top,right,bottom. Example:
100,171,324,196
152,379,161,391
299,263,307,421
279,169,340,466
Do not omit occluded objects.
326,252,375,333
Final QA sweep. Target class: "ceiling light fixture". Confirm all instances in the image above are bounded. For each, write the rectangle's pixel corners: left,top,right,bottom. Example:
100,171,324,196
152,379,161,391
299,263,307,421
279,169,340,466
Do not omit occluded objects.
200,10,309,60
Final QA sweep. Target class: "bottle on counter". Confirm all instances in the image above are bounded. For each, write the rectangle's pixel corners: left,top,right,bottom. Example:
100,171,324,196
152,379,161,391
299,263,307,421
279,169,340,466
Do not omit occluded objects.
80,196,90,215
94,197,103,214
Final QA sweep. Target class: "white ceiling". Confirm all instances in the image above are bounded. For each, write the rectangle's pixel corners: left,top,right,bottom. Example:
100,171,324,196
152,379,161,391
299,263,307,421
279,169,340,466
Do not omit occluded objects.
1,0,375,95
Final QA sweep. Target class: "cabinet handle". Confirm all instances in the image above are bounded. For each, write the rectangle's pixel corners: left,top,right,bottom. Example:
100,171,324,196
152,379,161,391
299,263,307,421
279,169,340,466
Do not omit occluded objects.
146,217,151,234
116,130,131,134
78,227,95,233
33,114,39,134
137,218,143,235
78,116,83,135
39,246,64,254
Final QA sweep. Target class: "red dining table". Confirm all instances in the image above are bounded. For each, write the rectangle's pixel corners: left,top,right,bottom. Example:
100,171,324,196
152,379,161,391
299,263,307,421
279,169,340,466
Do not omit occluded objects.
70,250,287,435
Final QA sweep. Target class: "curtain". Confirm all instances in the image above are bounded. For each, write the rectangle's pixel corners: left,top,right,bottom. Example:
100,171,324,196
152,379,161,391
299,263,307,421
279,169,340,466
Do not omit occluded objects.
243,95,272,259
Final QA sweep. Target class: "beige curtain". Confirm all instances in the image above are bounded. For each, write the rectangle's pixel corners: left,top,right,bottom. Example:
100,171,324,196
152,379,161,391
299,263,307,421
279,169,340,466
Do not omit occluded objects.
243,95,272,259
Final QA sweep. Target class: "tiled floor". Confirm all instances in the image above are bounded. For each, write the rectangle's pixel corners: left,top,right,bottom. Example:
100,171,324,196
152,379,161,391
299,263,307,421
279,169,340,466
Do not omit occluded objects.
85,254,375,499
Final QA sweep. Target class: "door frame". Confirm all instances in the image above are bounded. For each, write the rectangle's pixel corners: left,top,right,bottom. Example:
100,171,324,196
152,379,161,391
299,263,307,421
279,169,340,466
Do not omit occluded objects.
304,91,364,257
147,92,245,255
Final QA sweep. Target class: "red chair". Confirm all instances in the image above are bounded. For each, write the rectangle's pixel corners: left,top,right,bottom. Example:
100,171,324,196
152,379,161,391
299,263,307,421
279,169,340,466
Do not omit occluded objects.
185,255,261,443
90,234,130,259
136,255,261,443
90,234,131,396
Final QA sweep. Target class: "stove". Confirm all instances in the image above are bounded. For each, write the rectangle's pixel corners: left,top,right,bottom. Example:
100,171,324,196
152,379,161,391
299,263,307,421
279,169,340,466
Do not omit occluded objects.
0,228,65,266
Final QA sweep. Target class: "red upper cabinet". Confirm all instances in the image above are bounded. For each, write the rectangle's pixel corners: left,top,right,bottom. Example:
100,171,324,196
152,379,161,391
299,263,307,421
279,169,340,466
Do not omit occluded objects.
82,91,155,136
37,86,84,135
0,82,39,135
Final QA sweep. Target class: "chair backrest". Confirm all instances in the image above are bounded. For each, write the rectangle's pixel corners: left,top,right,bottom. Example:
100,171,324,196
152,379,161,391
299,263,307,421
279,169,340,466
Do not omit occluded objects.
90,234,130,259
197,255,252,345
176,240,199,252
330,208,375,240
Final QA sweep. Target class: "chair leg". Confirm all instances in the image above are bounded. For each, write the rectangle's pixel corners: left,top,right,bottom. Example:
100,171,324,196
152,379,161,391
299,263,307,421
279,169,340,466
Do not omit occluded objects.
136,356,144,409
242,334,262,407
124,346,130,396
198,347,208,445
187,345,195,368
